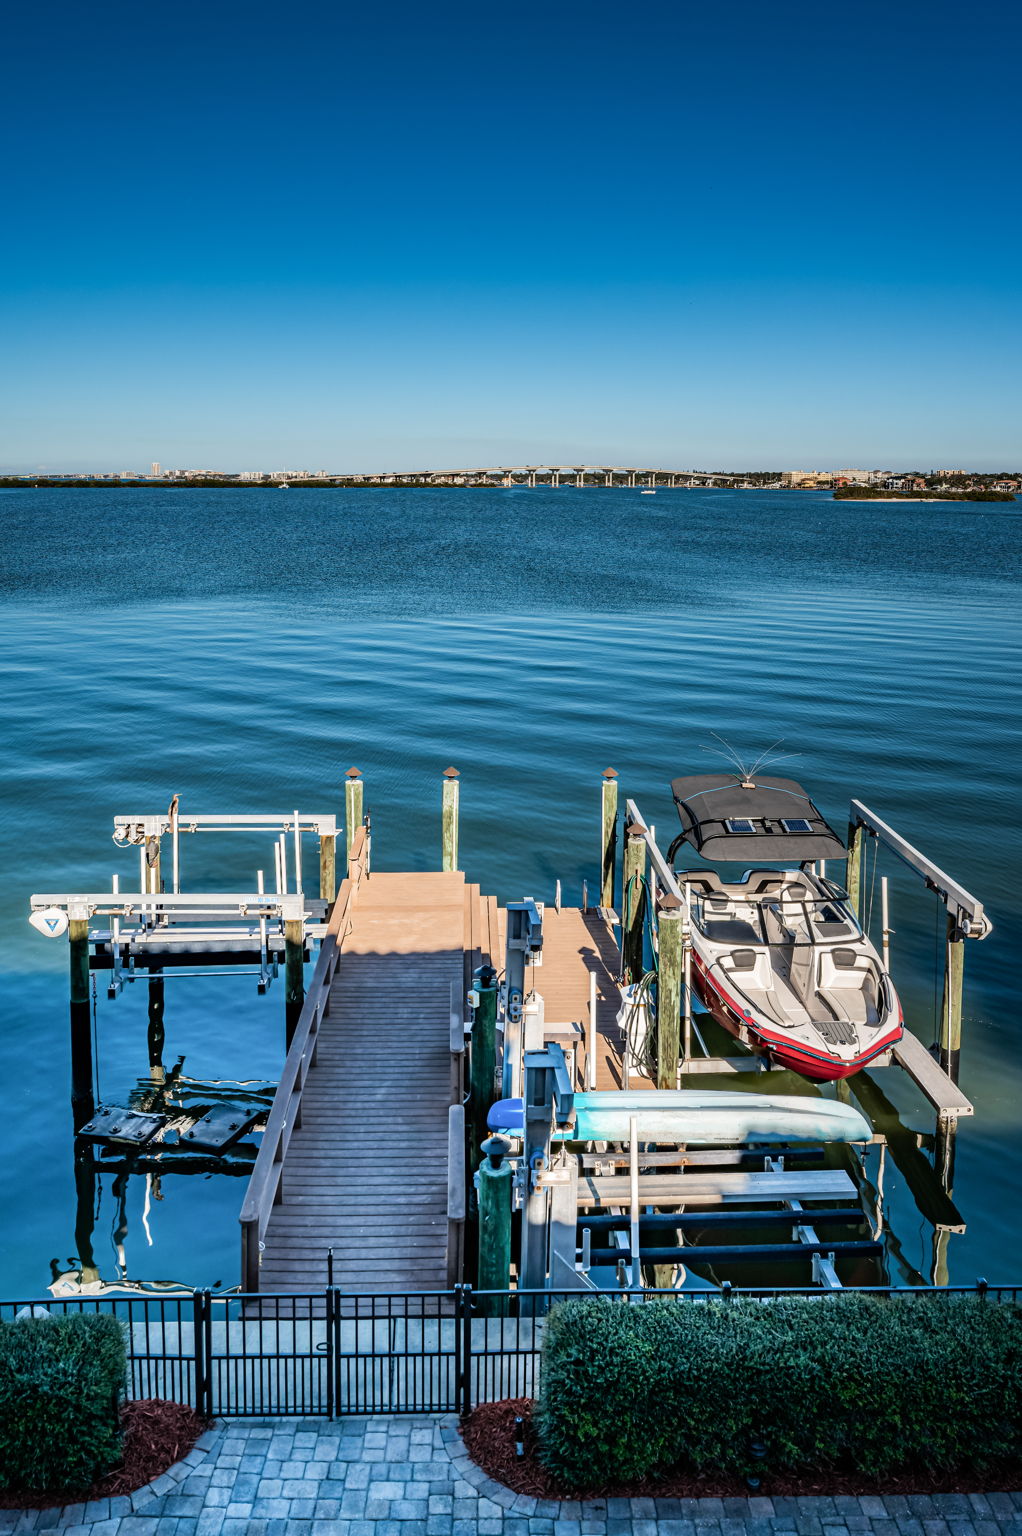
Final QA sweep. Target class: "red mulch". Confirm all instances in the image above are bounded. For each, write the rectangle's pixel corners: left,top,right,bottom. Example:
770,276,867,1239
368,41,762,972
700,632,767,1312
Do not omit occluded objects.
460,1398,1022,1500
0,1398,210,1510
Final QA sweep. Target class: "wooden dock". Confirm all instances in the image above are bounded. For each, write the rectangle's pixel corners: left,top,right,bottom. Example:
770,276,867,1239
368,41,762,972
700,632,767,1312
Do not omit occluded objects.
528,906,627,1089
242,839,496,1293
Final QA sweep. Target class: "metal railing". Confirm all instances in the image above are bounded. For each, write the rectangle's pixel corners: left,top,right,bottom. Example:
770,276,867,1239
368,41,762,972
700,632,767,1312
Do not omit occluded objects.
239,824,371,1290
2,1281,1015,1420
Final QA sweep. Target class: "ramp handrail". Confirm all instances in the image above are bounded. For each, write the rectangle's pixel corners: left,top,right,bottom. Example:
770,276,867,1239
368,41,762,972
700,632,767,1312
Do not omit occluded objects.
239,824,370,1291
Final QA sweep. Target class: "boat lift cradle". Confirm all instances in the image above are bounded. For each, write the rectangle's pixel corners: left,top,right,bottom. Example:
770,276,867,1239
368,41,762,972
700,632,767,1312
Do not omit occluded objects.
490,894,882,1294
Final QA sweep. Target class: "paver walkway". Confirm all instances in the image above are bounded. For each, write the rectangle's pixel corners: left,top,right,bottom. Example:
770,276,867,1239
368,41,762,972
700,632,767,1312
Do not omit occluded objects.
4,1416,1022,1536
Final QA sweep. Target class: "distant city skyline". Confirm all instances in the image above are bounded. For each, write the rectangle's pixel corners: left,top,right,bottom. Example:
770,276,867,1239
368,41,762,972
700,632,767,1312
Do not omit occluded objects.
2,0,1019,471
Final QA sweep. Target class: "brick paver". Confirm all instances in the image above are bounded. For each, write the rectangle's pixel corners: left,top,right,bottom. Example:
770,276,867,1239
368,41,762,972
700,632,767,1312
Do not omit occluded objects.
2,1417,1021,1535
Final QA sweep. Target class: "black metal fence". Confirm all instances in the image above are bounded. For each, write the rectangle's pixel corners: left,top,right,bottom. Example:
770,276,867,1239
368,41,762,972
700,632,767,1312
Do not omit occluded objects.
2,1282,1016,1419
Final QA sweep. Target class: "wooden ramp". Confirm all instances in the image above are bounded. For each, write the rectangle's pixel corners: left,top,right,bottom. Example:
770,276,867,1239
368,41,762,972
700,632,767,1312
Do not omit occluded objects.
255,870,479,1294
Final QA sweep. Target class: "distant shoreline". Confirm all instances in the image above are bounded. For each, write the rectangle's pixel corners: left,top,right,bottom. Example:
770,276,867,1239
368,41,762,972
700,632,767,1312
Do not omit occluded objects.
0,479,1016,502
834,494,1015,504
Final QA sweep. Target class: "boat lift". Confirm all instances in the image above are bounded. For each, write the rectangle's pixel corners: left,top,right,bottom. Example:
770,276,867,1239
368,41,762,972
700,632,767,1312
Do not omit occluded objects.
486,899,885,1295
498,1039,882,1294
29,802,352,1135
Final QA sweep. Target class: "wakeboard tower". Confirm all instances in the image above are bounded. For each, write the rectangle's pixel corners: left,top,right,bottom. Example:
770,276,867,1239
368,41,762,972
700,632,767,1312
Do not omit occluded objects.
668,771,903,1080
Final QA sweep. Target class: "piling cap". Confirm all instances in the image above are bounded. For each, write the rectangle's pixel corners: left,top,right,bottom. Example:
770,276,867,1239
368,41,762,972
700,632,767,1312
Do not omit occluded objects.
474,963,498,988
481,1135,512,1169
443,766,460,778
658,893,683,911
602,766,618,779
346,766,362,779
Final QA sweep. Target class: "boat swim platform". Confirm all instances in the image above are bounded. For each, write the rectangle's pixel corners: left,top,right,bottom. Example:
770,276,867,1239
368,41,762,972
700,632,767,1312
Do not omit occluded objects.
241,857,499,1295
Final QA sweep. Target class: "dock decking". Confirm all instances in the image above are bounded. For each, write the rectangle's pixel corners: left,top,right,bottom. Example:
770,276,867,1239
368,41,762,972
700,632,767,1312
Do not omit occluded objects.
256,870,487,1294
527,905,626,1089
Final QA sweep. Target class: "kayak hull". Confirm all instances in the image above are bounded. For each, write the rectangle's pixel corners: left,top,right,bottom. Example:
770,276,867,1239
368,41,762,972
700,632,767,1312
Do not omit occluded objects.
488,1089,871,1144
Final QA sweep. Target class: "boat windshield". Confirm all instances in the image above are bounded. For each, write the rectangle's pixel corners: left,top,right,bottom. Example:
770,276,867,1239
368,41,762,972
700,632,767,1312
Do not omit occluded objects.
692,891,860,945
768,894,861,942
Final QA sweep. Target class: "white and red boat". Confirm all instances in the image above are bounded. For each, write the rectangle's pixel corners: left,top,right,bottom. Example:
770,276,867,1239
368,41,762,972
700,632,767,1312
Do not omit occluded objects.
668,773,903,1081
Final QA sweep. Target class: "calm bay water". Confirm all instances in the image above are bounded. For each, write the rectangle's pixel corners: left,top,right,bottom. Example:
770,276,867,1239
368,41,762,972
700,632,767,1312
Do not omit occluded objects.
0,487,1019,1295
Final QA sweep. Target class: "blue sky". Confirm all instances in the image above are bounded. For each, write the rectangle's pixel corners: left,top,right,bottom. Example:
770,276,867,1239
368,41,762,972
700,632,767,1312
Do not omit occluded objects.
2,0,1019,471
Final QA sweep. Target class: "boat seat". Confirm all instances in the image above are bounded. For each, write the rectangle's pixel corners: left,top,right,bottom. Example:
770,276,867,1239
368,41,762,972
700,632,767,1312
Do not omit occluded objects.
678,871,726,895
720,947,772,989
817,950,880,1027
743,871,787,895
704,918,761,945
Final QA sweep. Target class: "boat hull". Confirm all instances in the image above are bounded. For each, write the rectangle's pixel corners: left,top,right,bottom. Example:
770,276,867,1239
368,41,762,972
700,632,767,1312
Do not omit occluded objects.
694,957,901,1081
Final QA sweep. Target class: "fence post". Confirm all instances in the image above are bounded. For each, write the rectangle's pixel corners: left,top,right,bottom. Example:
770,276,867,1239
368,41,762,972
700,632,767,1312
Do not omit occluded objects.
325,1285,338,1419
454,1285,465,1416
203,1290,213,1417
459,1283,473,1417
192,1289,207,1416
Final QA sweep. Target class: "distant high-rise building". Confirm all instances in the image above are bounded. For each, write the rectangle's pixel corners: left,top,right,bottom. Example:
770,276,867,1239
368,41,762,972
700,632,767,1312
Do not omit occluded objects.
151,462,161,477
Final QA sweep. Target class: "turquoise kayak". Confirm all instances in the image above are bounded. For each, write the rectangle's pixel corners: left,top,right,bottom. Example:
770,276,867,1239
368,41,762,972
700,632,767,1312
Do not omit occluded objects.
487,1089,871,1144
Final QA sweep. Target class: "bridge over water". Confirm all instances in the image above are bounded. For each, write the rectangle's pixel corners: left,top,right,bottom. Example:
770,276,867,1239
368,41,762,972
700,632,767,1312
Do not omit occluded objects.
345,465,740,488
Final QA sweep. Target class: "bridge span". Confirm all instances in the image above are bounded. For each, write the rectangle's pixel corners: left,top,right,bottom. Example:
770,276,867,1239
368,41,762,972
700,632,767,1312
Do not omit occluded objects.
344,465,740,489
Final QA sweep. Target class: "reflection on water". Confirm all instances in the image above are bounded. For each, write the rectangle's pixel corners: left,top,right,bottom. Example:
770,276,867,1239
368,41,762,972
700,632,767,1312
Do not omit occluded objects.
57,1068,272,1297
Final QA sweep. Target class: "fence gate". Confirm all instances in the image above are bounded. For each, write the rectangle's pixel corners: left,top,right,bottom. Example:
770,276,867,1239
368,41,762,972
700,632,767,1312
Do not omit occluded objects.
332,1290,462,1416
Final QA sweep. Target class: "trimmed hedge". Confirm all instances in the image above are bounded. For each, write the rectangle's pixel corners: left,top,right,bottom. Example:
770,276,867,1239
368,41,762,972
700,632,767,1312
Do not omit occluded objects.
536,1294,1022,1488
0,1312,127,1494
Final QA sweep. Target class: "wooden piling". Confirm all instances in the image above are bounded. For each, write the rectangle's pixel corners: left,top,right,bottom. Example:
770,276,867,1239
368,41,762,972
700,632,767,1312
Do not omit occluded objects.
656,897,683,1089
141,835,162,898
845,819,864,916
477,1136,513,1311
73,1144,100,1285
601,768,618,910
441,767,460,873
344,767,364,858
147,966,166,1084
284,919,305,1050
939,915,965,1084
319,830,337,905
621,822,647,983
68,916,94,1128
469,963,498,1163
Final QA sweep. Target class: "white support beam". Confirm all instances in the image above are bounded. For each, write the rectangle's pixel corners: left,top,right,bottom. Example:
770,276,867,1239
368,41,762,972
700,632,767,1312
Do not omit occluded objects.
849,799,991,936
113,811,337,838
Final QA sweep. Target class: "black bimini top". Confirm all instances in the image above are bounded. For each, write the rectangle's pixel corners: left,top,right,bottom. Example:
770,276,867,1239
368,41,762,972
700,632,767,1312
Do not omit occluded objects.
670,773,847,863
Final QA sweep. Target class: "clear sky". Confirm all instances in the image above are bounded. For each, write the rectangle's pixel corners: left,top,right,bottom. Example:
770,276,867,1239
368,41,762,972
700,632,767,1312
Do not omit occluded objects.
2,0,1019,472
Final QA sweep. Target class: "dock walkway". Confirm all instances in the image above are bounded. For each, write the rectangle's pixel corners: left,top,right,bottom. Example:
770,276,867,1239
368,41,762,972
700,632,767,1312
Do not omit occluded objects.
255,870,484,1294
528,906,626,1088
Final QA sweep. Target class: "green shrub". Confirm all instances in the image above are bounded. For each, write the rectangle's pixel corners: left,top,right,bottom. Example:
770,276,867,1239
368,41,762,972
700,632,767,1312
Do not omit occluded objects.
0,1312,127,1494
535,1294,1022,1489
